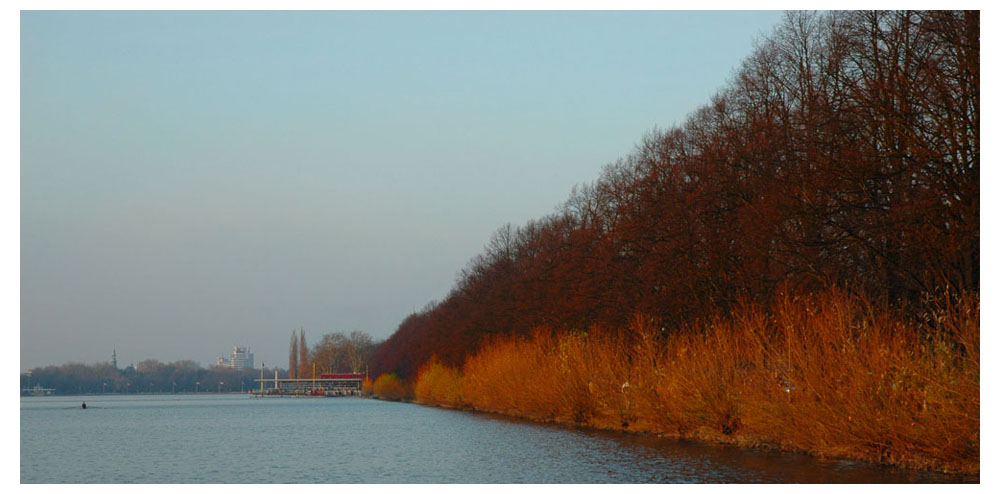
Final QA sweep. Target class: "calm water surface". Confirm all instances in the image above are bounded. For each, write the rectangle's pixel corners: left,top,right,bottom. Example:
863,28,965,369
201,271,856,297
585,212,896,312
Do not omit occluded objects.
21,394,976,483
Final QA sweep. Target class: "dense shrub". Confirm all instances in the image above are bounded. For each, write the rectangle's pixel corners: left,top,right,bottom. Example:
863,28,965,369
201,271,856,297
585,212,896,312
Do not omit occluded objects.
416,290,979,474
372,373,408,401
413,358,463,408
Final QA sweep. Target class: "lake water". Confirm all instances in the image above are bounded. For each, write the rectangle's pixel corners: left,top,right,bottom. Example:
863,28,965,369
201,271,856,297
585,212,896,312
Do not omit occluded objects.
20,394,975,483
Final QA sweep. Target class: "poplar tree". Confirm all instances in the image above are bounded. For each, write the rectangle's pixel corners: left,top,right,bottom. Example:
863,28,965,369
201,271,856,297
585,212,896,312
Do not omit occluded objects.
289,330,298,379
299,328,309,379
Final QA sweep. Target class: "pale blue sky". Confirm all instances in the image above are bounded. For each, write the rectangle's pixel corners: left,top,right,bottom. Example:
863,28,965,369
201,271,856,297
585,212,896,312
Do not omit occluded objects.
21,10,785,369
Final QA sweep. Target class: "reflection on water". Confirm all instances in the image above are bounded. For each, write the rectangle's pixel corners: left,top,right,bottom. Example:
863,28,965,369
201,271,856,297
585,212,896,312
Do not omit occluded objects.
20,394,976,483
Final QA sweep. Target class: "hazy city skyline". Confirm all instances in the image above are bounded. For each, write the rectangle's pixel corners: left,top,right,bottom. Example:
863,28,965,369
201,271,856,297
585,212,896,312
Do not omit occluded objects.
21,10,785,369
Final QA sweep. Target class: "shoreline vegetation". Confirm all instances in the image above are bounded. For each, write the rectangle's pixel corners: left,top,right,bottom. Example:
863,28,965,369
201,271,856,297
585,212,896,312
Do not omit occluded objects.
368,10,978,478
385,289,976,475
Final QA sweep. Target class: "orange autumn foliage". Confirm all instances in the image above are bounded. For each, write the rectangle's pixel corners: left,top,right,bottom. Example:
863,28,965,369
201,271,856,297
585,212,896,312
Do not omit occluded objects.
414,290,979,474
372,373,407,401
413,358,463,408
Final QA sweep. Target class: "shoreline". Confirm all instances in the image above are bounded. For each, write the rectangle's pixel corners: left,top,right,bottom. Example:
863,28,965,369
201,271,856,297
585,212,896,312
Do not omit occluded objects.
396,396,978,480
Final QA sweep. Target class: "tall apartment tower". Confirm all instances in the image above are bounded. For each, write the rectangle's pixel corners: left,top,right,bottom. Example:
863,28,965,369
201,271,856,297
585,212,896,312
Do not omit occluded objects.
112,349,118,370
217,346,254,370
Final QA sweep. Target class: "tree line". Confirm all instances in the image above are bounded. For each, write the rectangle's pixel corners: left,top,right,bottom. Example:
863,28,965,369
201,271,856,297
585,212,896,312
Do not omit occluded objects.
371,10,979,379
22,328,379,395
21,360,280,395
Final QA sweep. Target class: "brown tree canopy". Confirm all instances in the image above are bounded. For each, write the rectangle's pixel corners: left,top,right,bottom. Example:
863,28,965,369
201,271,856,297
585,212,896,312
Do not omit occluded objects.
310,330,376,374
371,11,979,379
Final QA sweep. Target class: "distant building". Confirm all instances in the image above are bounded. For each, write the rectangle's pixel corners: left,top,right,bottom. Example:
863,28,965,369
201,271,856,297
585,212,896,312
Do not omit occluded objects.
217,346,254,370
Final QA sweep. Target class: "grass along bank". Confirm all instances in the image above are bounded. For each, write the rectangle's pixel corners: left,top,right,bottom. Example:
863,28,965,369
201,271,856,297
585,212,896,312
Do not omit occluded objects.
412,289,979,475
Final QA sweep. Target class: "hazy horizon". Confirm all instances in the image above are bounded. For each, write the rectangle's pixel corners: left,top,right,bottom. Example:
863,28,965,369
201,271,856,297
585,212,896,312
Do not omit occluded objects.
21,10,785,369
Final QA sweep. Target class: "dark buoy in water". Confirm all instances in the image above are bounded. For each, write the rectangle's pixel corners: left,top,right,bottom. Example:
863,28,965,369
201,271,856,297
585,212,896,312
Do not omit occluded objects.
81,402,86,409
